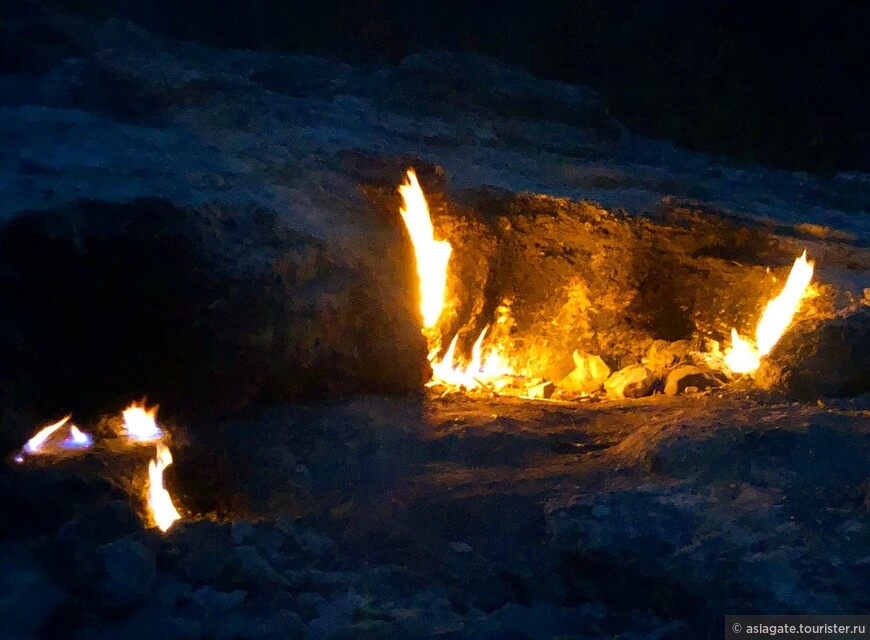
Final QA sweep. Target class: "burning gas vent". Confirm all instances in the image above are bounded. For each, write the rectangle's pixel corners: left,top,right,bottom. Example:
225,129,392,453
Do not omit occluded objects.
395,167,820,400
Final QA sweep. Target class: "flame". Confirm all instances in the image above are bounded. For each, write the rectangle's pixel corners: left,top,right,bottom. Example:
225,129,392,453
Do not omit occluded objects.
63,425,93,450
147,443,181,532
430,326,514,389
725,251,814,374
22,415,71,454
122,403,163,441
399,169,452,329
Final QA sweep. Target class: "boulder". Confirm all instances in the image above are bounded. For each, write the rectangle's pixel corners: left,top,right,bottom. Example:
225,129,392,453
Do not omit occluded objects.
0,198,428,443
756,306,870,399
558,351,611,394
663,365,720,396
604,365,657,399
99,538,157,607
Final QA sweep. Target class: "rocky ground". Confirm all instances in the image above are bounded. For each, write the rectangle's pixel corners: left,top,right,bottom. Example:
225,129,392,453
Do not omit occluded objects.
1,4,869,640
2,393,869,639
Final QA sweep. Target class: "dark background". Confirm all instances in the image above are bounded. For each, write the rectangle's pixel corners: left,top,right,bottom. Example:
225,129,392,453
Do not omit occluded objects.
22,0,870,173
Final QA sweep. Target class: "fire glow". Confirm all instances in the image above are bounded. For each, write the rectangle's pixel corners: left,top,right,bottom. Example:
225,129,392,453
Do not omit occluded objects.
147,443,181,532
724,250,815,374
122,402,163,441
398,169,515,389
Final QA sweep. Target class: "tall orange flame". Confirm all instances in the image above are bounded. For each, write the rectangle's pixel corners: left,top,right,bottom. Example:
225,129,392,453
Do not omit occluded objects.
725,250,814,374
399,169,452,329
147,443,181,532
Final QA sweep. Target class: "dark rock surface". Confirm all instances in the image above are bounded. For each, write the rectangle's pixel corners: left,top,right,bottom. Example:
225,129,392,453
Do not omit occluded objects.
1,394,868,639
757,305,870,399
0,197,428,446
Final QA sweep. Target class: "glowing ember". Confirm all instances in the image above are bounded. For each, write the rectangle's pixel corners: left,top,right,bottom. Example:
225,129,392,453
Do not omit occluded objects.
725,250,814,374
122,403,163,441
399,169,452,329
147,443,181,532
22,415,71,454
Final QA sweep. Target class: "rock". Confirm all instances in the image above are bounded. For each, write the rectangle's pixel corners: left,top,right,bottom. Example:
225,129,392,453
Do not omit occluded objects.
527,380,555,399
201,610,302,640
756,306,870,399
191,585,247,613
296,530,334,557
604,365,657,399
179,545,234,583
646,339,692,370
0,550,67,639
231,520,255,545
663,365,720,395
232,545,283,585
307,592,366,639
92,605,202,640
0,197,429,425
558,351,611,394
99,538,157,607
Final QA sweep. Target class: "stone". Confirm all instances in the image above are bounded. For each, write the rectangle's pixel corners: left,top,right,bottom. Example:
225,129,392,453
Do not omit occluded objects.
179,545,233,583
604,365,657,399
527,380,555,399
0,550,67,639
232,545,283,585
96,606,202,640
231,520,255,545
663,365,720,395
202,611,303,640
99,538,157,607
558,351,611,394
191,585,247,613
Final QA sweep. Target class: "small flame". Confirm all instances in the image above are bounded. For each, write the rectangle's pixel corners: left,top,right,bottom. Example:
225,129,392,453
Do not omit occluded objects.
430,326,514,389
122,403,163,441
725,251,815,374
23,415,71,454
399,169,452,329
147,443,181,532
62,425,93,450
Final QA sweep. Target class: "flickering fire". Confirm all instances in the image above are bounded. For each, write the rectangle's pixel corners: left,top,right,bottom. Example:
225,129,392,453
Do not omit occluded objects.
64,425,93,449
22,415,71,454
147,443,181,532
429,326,515,390
122,402,163,441
15,415,94,462
398,170,516,390
399,169,452,329
724,250,814,374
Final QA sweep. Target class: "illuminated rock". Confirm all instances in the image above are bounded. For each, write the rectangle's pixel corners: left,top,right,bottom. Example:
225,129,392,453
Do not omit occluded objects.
604,365,657,399
558,351,611,394
663,365,721,396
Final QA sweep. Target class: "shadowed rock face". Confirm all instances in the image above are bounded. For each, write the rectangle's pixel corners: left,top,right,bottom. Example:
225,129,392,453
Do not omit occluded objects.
757,305,870,400
0,197,428,451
